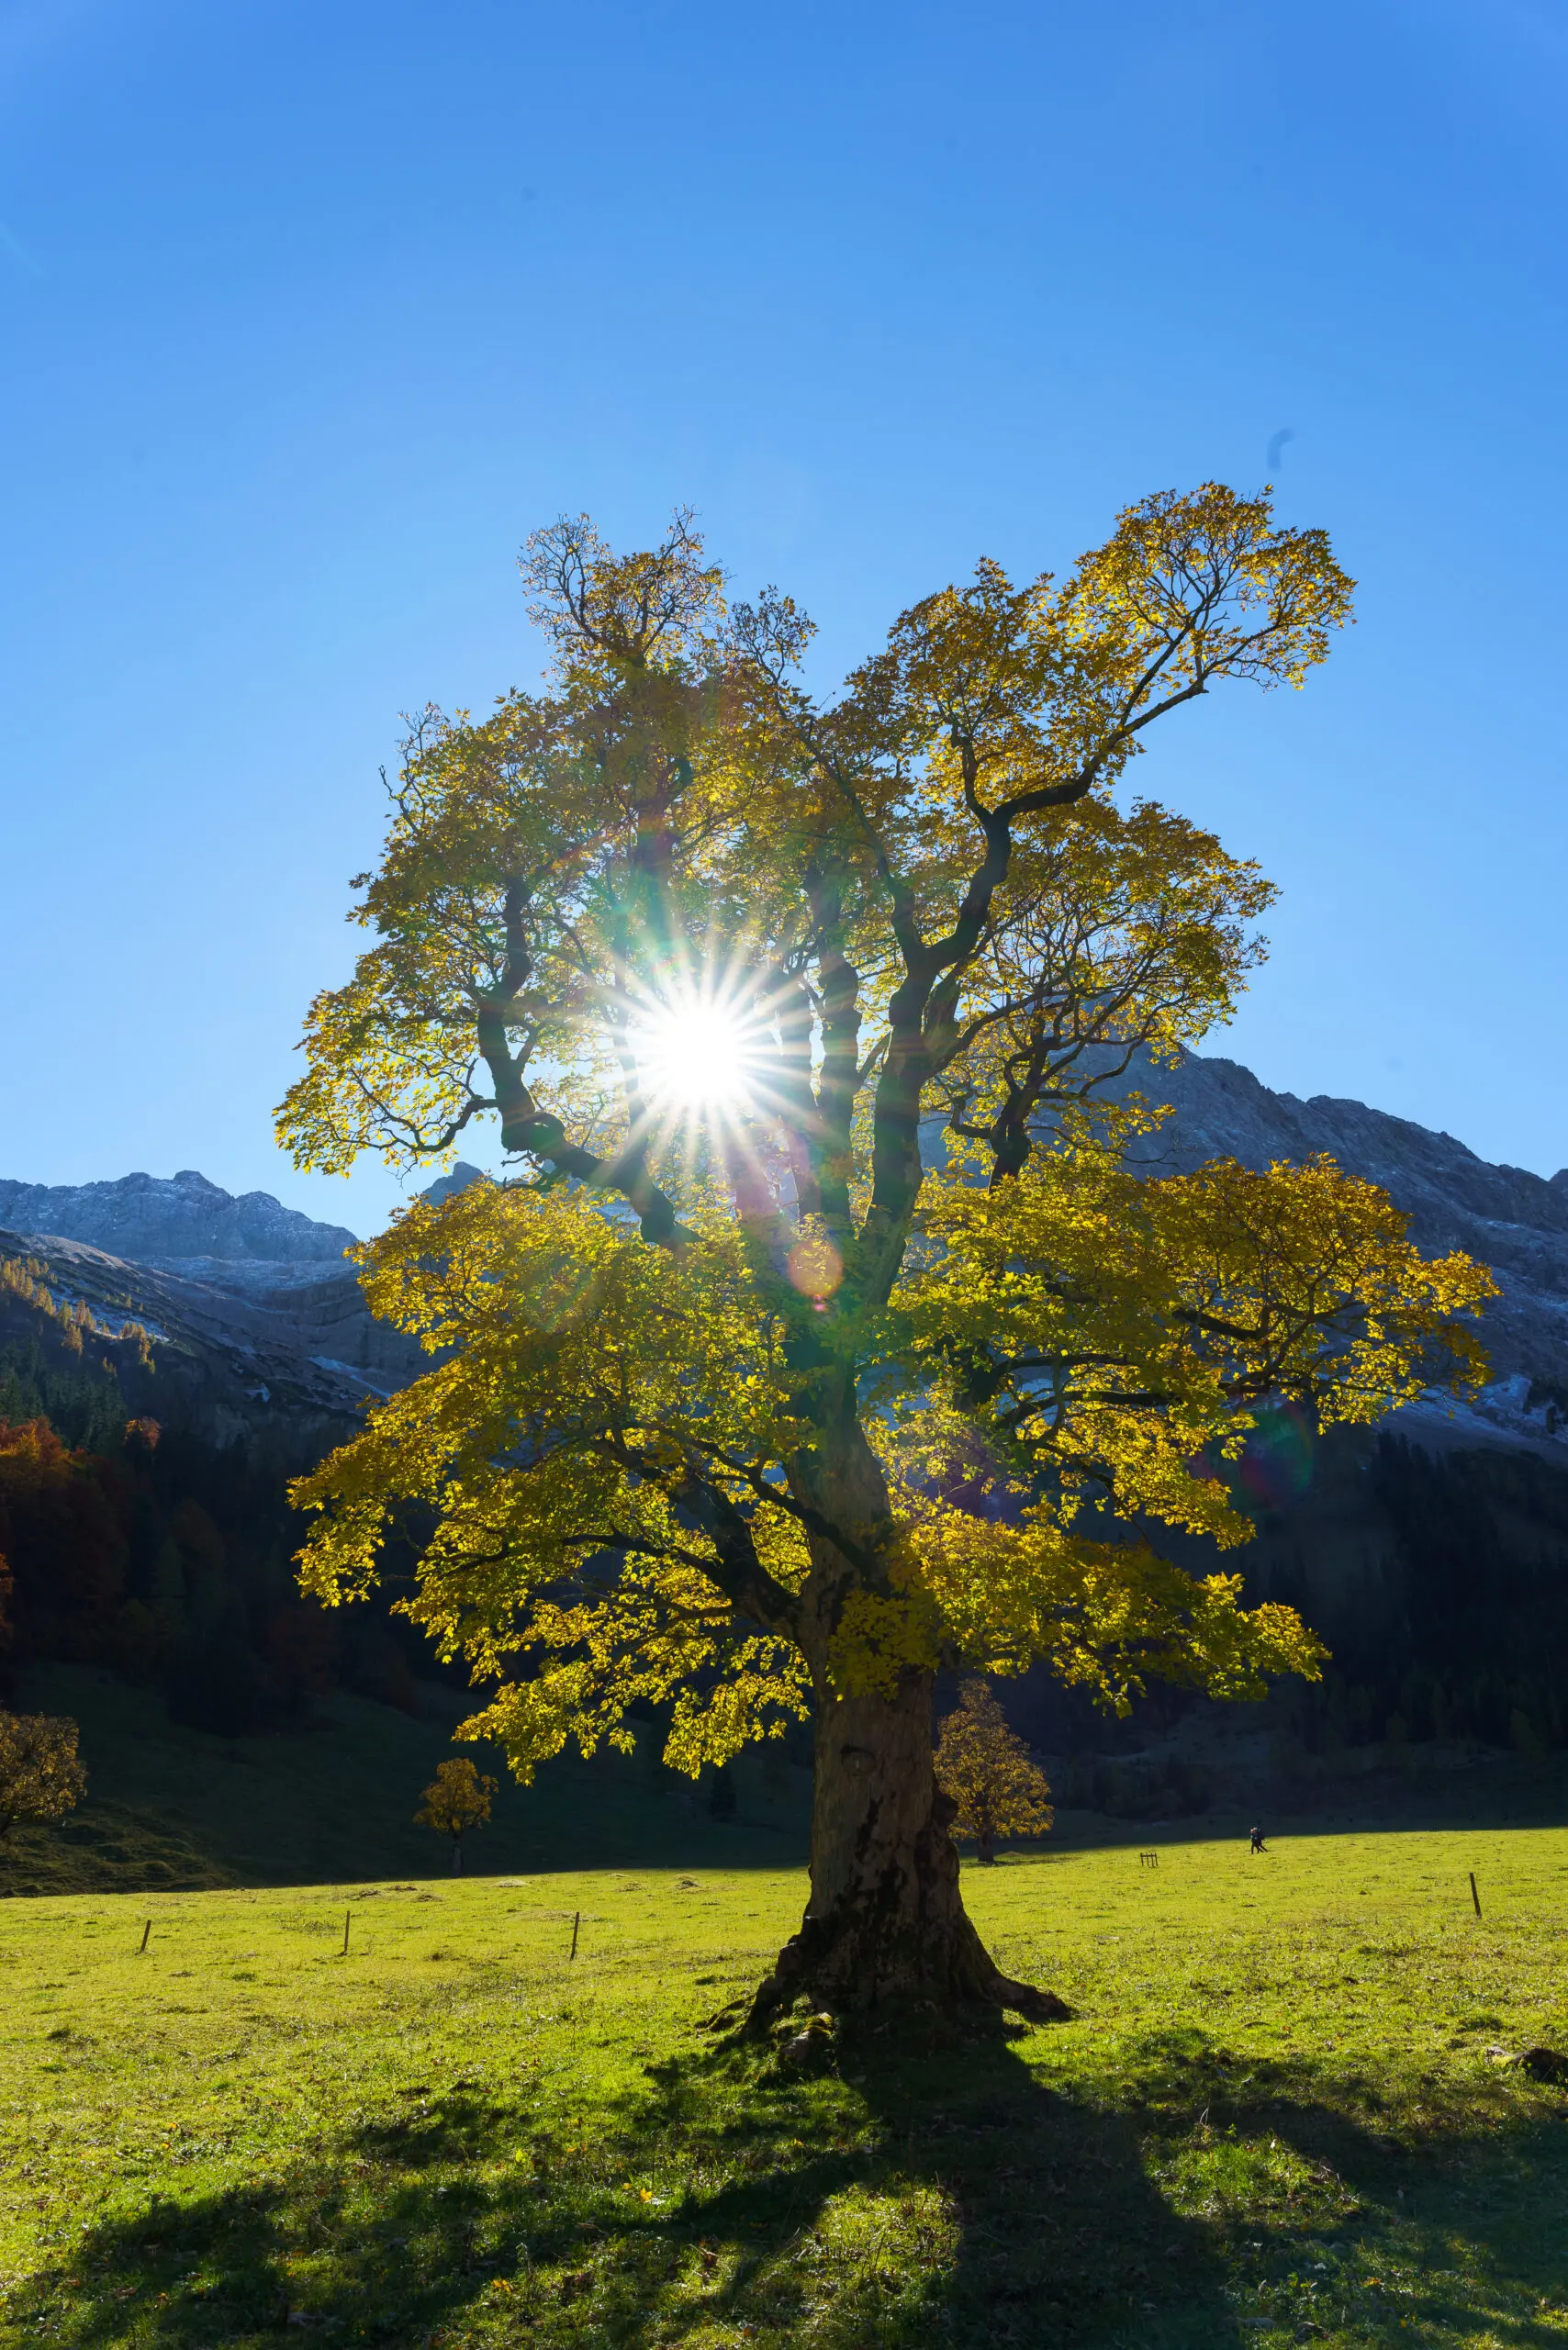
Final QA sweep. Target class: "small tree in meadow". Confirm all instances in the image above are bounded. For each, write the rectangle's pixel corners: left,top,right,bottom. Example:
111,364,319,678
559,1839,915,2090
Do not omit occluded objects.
0,1710,87,1842
935,1682,1052,1865
415,1756,498,1873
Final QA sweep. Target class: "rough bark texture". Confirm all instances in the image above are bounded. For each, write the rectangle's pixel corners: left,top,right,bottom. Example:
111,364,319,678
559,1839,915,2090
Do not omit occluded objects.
749,1670,1071,2030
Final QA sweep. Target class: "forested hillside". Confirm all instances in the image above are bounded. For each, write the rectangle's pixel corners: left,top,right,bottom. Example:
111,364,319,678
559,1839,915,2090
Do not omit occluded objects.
0,1340,421,1735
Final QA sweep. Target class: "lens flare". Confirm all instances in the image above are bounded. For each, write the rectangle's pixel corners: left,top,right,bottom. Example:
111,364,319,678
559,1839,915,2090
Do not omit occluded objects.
632,992,762,1114
1236,1404,1316,1509
1191,1403,1316,1515
786,1232,843,1298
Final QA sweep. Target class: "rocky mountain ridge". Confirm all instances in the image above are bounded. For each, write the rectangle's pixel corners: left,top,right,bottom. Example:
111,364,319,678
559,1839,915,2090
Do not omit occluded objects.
1105,1051,1568,1458
4,1051,1566,1459
0,1169,461,1449
0,1169,359,1276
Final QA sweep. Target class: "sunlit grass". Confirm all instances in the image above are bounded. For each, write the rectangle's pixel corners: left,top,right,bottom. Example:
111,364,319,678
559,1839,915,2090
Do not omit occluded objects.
4,1829,1568,2344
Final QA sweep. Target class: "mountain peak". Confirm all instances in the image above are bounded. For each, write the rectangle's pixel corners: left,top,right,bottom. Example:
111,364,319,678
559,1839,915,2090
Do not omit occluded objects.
419,1161,487,1208
0,1169,359,1267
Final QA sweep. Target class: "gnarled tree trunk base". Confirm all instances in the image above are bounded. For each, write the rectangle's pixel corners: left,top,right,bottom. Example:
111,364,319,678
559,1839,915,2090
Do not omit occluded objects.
744,1674,1073,2036
745,1909,1072,2034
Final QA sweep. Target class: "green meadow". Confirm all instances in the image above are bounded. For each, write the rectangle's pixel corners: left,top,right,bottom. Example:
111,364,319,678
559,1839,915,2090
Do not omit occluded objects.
4,1827,1568,2347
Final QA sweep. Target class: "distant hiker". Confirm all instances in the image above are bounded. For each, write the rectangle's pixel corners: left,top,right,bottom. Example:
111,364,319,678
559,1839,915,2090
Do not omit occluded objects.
1249,1824,1268,1855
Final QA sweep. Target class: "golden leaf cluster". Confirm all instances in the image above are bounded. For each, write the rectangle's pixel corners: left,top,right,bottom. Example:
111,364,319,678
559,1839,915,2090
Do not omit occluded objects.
0,1710,87,1838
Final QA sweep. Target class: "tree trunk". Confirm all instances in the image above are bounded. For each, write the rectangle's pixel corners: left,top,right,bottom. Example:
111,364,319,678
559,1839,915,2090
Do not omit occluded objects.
978,1829,995,1866
749,1666,1070,2029
452,1838,462,1874
745,1400,1069,2032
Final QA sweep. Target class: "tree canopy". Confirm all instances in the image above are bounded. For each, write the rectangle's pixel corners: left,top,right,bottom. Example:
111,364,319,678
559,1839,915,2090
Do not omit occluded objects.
415,1756,497,1872
0,1710,86,1841
279,488,1491,2016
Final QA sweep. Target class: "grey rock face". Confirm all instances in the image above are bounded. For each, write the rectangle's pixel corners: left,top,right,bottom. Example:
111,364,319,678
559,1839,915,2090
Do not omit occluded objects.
0,1169,426,1430
1111,1052,1568,1248
1104,1049,1568,1449
0,1169,359,1270
0,1227,387,1457
419,1162,487,1209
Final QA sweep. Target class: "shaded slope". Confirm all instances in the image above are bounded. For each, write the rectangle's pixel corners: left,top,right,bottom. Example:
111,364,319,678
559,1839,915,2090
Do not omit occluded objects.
1,1663,810,1895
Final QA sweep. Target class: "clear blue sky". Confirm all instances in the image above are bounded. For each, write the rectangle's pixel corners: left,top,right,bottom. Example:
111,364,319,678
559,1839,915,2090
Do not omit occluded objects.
3,0,1563,1236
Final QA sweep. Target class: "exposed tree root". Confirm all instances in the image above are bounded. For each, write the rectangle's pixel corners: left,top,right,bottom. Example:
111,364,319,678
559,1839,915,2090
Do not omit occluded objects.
743,1907,1074,2036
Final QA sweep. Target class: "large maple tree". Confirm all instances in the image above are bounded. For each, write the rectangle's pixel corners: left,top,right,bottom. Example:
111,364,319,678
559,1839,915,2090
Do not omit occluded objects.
279,489,1490,2020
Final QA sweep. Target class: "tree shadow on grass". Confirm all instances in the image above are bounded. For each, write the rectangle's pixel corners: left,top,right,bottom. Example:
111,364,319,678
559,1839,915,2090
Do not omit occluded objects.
12,2026,1568,2347
1083,2021,1568,2345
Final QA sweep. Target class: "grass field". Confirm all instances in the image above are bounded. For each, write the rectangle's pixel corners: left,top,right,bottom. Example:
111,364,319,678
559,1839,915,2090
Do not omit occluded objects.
4,1828,1568,2347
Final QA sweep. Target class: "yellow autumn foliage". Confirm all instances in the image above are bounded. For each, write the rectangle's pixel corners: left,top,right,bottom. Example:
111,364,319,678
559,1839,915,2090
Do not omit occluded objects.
935,1682,1054,1859
279,489,1490,1796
